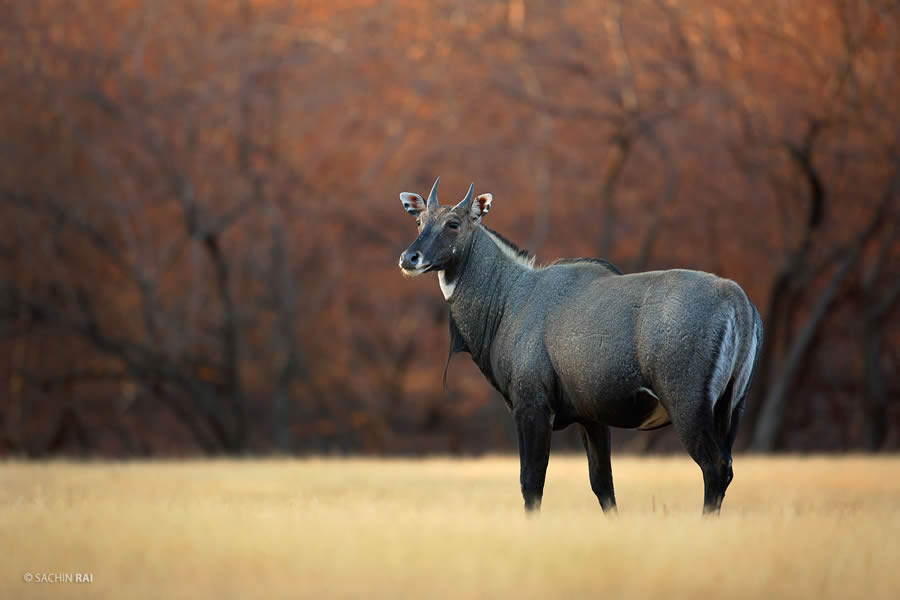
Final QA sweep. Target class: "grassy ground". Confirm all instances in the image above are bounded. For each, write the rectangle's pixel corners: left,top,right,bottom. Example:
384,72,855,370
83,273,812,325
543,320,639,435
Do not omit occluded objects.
2,455,899,599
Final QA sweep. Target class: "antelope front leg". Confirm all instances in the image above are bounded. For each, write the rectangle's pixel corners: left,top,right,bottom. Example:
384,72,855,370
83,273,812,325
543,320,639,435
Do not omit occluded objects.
513,404,553,513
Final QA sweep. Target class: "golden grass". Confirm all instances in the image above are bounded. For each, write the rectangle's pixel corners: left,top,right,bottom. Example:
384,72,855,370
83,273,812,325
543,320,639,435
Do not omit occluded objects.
2,455,899,599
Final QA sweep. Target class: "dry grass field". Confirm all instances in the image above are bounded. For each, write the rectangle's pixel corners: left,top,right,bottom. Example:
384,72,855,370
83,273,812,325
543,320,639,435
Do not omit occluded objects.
2,455,899,599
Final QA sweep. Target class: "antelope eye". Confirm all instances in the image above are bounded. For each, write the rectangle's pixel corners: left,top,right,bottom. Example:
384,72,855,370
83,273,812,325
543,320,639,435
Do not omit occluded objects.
446,221,459,230
415,219,421,227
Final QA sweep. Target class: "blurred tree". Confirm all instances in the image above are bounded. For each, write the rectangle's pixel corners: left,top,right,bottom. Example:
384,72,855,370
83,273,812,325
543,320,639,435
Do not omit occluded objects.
0,0,896,455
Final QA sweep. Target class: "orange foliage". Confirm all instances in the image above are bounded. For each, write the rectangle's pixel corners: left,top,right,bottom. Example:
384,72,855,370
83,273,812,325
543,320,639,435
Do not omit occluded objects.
0,0,897,455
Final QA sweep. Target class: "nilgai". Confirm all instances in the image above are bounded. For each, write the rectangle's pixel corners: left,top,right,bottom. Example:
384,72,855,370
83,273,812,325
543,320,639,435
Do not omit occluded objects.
398,178,762,514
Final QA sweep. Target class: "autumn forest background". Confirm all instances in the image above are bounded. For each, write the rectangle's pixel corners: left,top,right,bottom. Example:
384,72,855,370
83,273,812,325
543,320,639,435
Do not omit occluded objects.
0,0,897,457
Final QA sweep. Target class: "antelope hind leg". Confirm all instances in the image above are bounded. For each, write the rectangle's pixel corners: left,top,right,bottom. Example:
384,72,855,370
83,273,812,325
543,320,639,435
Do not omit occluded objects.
671,402,734,515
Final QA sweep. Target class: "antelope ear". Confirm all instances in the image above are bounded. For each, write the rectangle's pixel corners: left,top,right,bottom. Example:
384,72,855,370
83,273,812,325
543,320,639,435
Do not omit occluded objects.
470,193,492,222
400,192,426,217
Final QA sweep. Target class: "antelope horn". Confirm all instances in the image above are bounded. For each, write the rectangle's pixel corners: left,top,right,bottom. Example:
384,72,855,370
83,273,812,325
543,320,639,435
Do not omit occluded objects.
454,182,475,211
426,176,441,209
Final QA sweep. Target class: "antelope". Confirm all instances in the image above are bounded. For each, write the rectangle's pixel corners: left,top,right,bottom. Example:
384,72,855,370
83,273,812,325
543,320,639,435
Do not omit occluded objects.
398,178,762,514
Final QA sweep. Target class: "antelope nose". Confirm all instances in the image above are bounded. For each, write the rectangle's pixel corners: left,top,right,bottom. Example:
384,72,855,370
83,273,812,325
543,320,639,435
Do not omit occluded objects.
399,250,423,270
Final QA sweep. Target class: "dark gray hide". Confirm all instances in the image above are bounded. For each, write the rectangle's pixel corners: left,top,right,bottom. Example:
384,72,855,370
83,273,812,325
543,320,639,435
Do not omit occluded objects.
399,181,763,515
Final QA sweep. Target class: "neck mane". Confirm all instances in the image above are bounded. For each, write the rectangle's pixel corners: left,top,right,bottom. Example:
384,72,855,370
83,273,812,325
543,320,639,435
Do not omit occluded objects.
471,226,624,274
478,226,536,270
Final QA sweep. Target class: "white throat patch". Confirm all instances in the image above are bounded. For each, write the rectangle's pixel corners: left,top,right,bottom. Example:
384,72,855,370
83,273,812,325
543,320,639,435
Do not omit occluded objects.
438,271,456,300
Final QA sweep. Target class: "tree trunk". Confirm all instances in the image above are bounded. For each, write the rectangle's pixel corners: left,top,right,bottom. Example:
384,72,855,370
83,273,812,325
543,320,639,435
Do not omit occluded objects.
750,250,857,451
204,234,247,453
598,138,630,258
632,135,677,272
861,318,887,451
750,190,890,451
861,277,900,451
